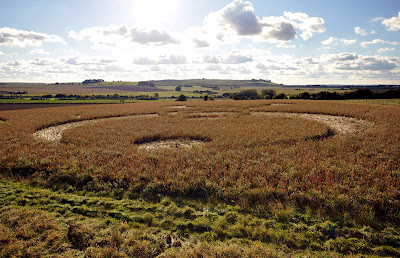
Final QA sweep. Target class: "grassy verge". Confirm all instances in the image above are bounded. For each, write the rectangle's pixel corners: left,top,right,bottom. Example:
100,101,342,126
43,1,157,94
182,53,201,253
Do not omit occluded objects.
1,179,399,257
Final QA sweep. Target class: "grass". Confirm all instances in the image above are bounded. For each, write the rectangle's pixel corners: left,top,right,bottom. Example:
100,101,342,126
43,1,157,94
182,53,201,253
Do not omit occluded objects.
1,179,399,257
1,80,355,98
0,99,399,256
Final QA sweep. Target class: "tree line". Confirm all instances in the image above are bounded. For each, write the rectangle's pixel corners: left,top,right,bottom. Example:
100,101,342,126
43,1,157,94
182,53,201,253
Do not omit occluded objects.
225,88,400,100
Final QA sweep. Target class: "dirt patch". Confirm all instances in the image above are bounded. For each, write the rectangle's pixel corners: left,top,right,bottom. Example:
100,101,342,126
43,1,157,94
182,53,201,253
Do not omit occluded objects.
270,103,290,106
137,139,205,150
33,114,159,142
190,112,237,116
168,112,179,116
251,112,373,135
186,112,238,119
165,105,188,109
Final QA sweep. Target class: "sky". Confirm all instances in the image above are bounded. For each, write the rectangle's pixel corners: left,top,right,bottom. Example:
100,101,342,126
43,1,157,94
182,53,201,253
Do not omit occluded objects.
0,0,399,85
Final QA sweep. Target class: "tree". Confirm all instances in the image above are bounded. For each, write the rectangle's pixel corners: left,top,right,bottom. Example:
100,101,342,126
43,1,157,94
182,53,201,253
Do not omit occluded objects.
261,89,276,99
112,94,120,100
299,92,310,99
176,94,187,101
273,93,286,99
175,86,182,91
154,93,160,100
203,95,208,101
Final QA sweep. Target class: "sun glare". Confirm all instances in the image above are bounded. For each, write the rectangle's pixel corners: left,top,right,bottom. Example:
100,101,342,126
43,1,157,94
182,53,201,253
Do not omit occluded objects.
131,0,182,27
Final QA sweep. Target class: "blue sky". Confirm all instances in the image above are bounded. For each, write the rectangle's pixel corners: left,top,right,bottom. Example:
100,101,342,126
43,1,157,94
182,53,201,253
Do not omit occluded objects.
0,0,399,84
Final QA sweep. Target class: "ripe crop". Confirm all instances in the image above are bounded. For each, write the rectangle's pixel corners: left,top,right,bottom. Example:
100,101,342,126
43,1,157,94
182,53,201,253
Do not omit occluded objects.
0,100,399,256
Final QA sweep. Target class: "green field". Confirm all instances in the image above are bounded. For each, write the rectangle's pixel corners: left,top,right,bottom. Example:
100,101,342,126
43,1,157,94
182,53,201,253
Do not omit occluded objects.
0,79,365,104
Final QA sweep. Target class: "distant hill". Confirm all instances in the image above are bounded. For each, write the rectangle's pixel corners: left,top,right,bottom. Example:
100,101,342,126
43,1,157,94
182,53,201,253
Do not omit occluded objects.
147,79,277,87
0,79,279,94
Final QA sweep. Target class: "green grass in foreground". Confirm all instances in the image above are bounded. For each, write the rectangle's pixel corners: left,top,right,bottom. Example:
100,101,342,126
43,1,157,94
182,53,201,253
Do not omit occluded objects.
0,179,399,257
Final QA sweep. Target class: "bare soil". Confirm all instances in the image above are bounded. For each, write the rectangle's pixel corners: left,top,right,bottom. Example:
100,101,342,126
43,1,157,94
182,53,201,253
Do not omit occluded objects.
137,139,205,150
251,112,373,135
33,114,159,142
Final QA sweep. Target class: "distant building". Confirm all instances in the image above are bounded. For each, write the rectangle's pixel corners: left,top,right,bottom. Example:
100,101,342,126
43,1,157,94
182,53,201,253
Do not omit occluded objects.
82,79,105,84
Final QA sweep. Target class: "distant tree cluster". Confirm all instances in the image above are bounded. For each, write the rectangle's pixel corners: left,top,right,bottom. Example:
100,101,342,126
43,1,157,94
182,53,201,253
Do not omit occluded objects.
138,81,155,87
193,90,217,94
0,91,28,100
293,88,400,100
224,88,400,101
225,89,283,100
176,94,187,101
82,79,105,84
30,94,160,101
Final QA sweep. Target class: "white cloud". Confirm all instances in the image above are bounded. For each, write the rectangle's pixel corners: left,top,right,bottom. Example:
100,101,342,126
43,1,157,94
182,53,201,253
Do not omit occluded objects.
133,57,157,65
262,20,296,41
64,57,117,66
130,28,179,45
284,12,326,40
205,65,223,71
30,58,51,66
323,53,359,62
360,39,400,48
354,26,375,36
321,37,335,45
224,52,253,64
276,42,297,48
361,60,396,71
204,0,324,43
382,11,400,31
370,17,384,23
150,66,161,72
203,55,222,64
303,57,319,64
329,54,397,71
322,37,356,46
377,47,395,54
0,51,4,55
0,27,66,47
133,55,187,65
158,55,187,65
192,38,210,48
80,63,129,73
69,25,179,47
256,63,267,70
202,52,253,64
29,49,49,55
7,60,22,66
218,0,262,36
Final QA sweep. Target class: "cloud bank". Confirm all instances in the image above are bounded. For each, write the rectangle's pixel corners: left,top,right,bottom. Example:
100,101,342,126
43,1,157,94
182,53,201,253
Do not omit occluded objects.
0,27,66,47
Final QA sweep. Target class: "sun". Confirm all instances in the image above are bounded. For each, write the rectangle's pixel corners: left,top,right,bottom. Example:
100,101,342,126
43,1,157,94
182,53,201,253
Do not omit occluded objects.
130,0,182,27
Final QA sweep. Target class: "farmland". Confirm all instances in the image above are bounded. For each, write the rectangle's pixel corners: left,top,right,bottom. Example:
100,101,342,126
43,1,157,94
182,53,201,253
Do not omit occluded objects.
0,80,376,104
0,100,399,257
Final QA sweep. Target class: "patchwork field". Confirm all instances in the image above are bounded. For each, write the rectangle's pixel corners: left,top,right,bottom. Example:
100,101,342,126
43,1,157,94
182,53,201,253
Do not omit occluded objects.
0,100,399,257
